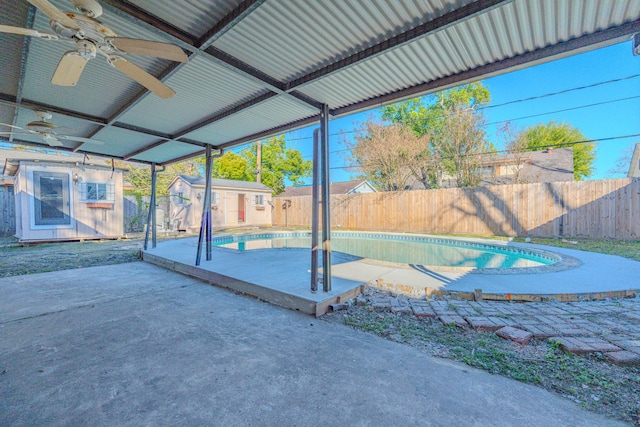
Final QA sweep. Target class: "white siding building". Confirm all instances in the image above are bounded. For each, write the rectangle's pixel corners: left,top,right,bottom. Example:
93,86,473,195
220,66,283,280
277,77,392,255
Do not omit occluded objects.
5,159,124,242
168,175,272,233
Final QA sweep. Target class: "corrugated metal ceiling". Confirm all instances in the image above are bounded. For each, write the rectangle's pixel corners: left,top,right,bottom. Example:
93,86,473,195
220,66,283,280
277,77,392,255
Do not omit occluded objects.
0,0,638,165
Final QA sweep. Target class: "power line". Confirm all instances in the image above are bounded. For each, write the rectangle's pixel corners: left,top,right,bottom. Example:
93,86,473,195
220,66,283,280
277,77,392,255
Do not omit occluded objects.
300,95,640,160
486,95,640,127
480,73,640,110
326,133,640,171
285,74,640,145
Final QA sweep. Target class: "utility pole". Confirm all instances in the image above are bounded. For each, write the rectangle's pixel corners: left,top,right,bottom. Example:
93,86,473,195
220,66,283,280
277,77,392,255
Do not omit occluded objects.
256,140,262,184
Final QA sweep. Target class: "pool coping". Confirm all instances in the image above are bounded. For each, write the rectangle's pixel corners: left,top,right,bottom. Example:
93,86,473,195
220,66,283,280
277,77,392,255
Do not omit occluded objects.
211,230,579,275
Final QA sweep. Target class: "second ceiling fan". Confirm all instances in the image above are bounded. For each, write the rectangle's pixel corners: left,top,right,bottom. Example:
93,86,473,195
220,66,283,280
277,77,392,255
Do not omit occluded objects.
0,0,188,98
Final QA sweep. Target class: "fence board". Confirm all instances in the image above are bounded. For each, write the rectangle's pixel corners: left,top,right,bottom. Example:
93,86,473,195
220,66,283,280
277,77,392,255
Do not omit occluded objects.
0,188,15,236
272,179,639,239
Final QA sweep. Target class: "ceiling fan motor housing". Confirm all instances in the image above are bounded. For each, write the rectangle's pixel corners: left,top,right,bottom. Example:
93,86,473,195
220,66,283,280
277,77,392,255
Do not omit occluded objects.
70,0,103,18
76,39,97,59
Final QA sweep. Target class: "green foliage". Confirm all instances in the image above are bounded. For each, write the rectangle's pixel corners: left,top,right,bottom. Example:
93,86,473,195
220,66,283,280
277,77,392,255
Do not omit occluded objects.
519,121,596,180
513,237,640,262
123,159,201,198
380,82,492,188
239,135,312,195
381,82,491,138
212,151,250,180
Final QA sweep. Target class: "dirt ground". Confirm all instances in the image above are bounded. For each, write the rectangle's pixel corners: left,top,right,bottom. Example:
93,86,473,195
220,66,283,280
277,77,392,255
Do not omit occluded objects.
0,237,143,278
324,287,640,426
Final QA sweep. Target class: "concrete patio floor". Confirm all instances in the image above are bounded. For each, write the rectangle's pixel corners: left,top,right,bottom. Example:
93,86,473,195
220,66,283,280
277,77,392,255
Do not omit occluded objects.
0,262,627,426
142,237,640,309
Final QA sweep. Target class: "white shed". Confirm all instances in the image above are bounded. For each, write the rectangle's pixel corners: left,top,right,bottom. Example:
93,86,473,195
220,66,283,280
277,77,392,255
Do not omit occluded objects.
4,159,124,242
168,175,272,233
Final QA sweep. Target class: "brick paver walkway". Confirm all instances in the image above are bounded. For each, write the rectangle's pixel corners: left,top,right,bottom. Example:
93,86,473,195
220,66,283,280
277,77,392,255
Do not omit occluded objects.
357,294,640,365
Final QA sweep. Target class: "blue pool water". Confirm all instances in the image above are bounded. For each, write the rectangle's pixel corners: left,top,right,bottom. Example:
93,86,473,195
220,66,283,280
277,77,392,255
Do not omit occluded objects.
213,232,559,269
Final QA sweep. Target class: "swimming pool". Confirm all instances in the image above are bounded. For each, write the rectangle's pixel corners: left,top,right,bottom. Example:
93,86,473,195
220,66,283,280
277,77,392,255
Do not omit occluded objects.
213,232,560,269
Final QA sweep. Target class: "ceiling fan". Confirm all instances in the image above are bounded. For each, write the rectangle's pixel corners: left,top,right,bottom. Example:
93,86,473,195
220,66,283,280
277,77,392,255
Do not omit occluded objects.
0,110,105,147
0,0,188,98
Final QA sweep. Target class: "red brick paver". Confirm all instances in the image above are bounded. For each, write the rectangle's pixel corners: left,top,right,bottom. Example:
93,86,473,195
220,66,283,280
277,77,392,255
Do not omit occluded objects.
496,326,534,344
604,351,640,365
438,314,467,328
549,336,621,355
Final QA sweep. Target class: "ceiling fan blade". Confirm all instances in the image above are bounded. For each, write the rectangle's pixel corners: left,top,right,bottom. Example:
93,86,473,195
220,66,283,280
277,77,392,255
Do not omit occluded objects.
58,135,105,145
107,37,188,63
42,134,64,147
27,0,80,30
111,58,175,98
51,51,88,86
0,25,58,39
0,122,26,131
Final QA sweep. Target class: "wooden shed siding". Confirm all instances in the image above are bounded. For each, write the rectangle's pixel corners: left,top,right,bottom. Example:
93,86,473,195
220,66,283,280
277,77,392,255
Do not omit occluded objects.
13,163,123,241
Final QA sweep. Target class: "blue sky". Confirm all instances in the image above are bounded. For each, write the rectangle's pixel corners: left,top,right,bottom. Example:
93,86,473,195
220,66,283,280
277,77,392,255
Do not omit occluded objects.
280,40,640,184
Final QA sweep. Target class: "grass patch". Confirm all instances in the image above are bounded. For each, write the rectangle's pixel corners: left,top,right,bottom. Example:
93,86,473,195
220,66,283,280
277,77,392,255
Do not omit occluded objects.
338,310,640,425
513,237,640,262
0,238,143,278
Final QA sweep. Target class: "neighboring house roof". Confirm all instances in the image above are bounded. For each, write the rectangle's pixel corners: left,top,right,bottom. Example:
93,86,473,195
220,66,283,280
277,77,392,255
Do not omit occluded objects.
280,180,376,197
628,143,640,178
497,147,574,184
172,175,272,192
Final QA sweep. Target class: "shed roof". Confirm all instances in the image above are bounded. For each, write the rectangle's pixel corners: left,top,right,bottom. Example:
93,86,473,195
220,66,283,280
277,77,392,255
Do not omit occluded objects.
175,174,271,192
1,1,638,165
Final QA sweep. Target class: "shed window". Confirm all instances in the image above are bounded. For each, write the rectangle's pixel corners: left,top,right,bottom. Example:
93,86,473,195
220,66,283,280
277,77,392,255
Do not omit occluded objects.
79,182,115,203
212,191,219,205
174,191,186,205
253,194,265,206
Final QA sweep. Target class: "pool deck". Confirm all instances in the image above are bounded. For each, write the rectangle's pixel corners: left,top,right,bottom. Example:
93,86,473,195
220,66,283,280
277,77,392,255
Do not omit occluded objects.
142,238,364,316
143,235,640,313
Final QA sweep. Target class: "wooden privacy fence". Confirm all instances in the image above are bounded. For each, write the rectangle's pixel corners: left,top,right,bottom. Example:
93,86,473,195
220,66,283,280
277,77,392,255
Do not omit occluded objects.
273,178,640,239
0,188,15,236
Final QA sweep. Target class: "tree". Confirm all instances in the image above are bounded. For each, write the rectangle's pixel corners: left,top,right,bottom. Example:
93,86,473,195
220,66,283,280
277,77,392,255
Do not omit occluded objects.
380,82,493,188
239,135,312,195
123,159,201,198
607,143,636,177
519,121,596,180
438,107,488,187
349,121,432,191
500,122,530,184
212,151,250,180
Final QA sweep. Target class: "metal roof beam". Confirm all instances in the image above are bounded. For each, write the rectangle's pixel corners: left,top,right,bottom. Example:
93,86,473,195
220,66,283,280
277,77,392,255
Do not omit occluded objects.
197,0,267,49
0,92,209,151
219,115,321,149
285,0,512,91
173,92,278,139
333,21,640,118
0,93,107,125
10,4,37,143
100,0,196,46
123,139,169,160
3,137,154,165
96,0,323,150
160,149,208,166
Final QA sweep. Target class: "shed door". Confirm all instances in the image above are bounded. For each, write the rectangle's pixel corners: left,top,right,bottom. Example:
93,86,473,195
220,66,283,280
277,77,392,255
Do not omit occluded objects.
238,194,245,223
33,171,71,226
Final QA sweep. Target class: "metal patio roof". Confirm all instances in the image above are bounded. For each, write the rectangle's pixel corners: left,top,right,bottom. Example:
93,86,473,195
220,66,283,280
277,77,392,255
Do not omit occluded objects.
1,0,639,166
